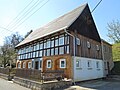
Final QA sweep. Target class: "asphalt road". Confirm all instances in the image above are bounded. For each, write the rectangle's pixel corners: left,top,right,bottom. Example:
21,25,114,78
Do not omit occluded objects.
65,78,120,90
0,78,30,90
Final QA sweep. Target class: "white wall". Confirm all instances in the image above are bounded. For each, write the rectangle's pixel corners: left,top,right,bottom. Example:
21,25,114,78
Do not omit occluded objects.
73,57,104,82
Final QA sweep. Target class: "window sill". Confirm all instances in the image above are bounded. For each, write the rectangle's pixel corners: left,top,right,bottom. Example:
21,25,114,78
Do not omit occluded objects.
88,68,92,70
76,68,82,70
97,69,101,71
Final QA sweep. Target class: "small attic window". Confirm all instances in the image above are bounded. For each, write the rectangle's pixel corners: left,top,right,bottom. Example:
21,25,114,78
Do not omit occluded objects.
76,38,80,45
87,41,91,48
96,45,100,51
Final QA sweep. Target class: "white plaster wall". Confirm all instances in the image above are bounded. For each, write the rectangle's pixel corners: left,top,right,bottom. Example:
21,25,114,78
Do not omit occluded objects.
73,57,104,81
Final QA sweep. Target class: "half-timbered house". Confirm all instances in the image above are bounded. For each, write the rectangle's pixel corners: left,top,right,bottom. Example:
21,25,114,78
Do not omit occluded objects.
15,3,113,81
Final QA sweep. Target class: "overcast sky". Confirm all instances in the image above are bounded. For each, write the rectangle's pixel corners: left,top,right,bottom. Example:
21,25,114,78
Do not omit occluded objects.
0,0,119,46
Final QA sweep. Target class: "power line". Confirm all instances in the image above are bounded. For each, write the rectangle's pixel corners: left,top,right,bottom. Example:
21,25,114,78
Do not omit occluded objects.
9,0,45,30
0,26,13,32
12,0,50,31
91,0,102,13
6,0,35,28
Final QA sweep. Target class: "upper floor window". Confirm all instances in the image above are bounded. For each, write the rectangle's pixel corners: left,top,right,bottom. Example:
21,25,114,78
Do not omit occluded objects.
59,46,64,54
36,43,39,50
51,40,54,47
40,43,43,50
59,35,64,46
46,39,50,48
55,39,58,46
87,41,91,48
96,45,100,51
76,38,80,45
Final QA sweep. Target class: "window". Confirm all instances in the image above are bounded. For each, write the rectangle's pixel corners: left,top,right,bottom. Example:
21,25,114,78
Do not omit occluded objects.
28,53,30,58
55,39,58,46
55,48,58,55
46,39,50,48
87,60,92,68
23,62,26,68
76,60,81,68
60,59,66,68
87,41,91,48
39,50,42,57
59,47,64,54
96,61,100,69
40,43,43,50
36,43,39,50
44,50,46,56
33,52,36,57
65,35,69,44
47,60,52,68
47,49,50,56
51,48,54,55
51,40,54,47
59,36,64,45
76,38,80,45
66,45,69,54
34,44,37,51
96,45,100,51
28,62,31,69
18,63,21,68
36,51,39,57
44,41,47,49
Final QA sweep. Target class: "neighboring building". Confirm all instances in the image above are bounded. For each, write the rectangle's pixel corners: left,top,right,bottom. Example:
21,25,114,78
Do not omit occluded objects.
101,39,114,76
15,3,114,81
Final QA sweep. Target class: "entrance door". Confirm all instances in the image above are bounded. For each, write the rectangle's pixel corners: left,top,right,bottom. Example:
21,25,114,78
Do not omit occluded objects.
35,61,39,69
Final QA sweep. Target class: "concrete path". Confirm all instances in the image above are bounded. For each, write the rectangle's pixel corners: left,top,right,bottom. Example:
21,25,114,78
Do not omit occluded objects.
0,78,30,90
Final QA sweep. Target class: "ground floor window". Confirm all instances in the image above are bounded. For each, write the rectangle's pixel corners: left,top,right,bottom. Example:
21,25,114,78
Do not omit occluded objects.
47,60,52,68
60,59,66,68
18,62,21,68
28,62,32,69
76,59,81,68
23,62,26,68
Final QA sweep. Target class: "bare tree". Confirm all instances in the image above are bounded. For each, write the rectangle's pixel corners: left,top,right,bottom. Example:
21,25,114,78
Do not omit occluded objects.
0,32,23,68
107,20,120,43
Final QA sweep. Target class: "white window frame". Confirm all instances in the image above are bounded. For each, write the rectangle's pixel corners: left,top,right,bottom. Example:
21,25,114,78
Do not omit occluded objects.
18,62,21,68
60,59,66,68
76,38,80,45
47,60,52,68
76,59,81,68
23,62,26,68
28,62,32,69
87,41,91,48
96,45,100,51
59,36,64,46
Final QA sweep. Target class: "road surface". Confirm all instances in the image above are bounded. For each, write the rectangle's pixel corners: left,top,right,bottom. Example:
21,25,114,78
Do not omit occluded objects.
0,78,30,90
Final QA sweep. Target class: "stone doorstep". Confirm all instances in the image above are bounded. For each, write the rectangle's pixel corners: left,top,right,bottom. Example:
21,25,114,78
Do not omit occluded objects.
13,76,72,90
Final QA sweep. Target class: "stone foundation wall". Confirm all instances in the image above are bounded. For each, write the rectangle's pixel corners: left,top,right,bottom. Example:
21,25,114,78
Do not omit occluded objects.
13,76,72,90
